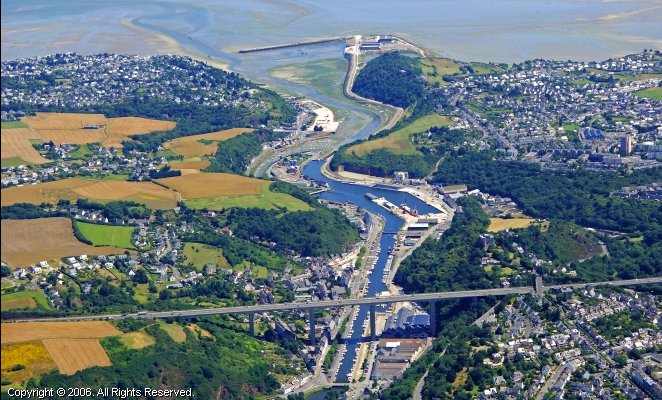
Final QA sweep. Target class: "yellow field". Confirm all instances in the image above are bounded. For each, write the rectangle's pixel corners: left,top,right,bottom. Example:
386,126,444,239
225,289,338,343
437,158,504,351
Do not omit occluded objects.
1,177,179,209
118,331,155,349
23,113,106,130
1,128,49,165
156,172,265,198
38,128,107,145
1,218,127,267
42,338,112,375
104,117,176,148
169,158,211,175
1,341,57,384
159,322,187,343
1,321,121,343
164,128,253,157
487,217,536,232
20,112,176,148
1,321,120,375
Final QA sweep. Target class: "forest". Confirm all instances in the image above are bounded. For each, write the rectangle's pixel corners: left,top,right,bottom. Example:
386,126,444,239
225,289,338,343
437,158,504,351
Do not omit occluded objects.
224,182,359,257
434,152,662,280
394,196,495,294
353,52,425,108
331,147,437,178
207,129,286,174
434,152,662,235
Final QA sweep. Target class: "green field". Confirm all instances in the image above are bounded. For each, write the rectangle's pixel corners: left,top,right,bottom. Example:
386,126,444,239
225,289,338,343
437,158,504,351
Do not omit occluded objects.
469,62,506,75
182,242,230,271
635,87,662,101
1,121,28,129
75,221,136,249
571,79,593,86
0,157,30,168
69,144,94,159
185,184,311,212
154,149,179,160
89,173,131,181
420,58,462,85
1,290,51,311
348,113,453,156
614,73,662,83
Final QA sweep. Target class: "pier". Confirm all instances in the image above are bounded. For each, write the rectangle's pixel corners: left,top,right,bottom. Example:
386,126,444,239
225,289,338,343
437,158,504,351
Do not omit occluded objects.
238,37,346,53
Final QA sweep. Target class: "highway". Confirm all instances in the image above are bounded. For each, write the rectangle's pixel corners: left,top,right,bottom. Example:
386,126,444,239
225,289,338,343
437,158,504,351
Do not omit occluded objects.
4,277,660,323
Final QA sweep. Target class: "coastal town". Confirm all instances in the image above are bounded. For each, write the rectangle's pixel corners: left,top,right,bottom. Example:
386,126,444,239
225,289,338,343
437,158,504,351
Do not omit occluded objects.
1,36,661,400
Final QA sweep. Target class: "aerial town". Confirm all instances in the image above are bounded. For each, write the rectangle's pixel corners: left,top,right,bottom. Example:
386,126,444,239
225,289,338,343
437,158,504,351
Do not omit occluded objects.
1,30,661,400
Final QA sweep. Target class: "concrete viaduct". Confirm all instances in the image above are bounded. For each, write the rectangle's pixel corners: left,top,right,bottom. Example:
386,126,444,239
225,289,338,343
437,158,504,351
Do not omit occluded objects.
5,277,661,343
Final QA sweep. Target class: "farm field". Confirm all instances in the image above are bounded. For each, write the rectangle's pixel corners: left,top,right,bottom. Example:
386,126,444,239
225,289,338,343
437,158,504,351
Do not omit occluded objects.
42,338,112,375
11,113,175,153
157,173,311,211
1,290,52,311
635,87,662,101
1,321,120,375
1,341,57,385
169,158,211,175
1,321,121,343
348,114,453,156
164,128,253,157
1,121,28,129
487,217,536,232
1,177,179,209
22,113,107,130
182,242,230,271
1,127,50,165
75,221,136,249
103,117,176,148
1,218,127,267
38,128,107,145
157,172,264,198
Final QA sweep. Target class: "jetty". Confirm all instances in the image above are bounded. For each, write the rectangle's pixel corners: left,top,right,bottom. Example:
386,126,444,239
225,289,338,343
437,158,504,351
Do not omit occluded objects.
238,37,346,53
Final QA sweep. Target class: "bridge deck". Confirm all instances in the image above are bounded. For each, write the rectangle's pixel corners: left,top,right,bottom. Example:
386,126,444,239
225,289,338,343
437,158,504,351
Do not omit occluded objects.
4,277,660,323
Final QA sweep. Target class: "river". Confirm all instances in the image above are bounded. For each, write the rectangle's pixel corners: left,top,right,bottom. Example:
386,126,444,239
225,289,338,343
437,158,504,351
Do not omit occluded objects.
304,162,439,382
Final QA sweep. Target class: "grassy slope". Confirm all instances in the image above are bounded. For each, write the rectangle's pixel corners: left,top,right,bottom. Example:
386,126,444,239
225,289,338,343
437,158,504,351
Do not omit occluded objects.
420,58,462,85
349,114,452,156
75,221,136,249
635,87,662,101
182,242,230,271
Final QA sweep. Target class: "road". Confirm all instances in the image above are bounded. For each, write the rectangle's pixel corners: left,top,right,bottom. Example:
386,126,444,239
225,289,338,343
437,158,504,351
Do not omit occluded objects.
5,277,661,323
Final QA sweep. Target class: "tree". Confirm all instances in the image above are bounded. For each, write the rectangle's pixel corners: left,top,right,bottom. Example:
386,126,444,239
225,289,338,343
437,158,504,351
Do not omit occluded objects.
133,269,149,284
